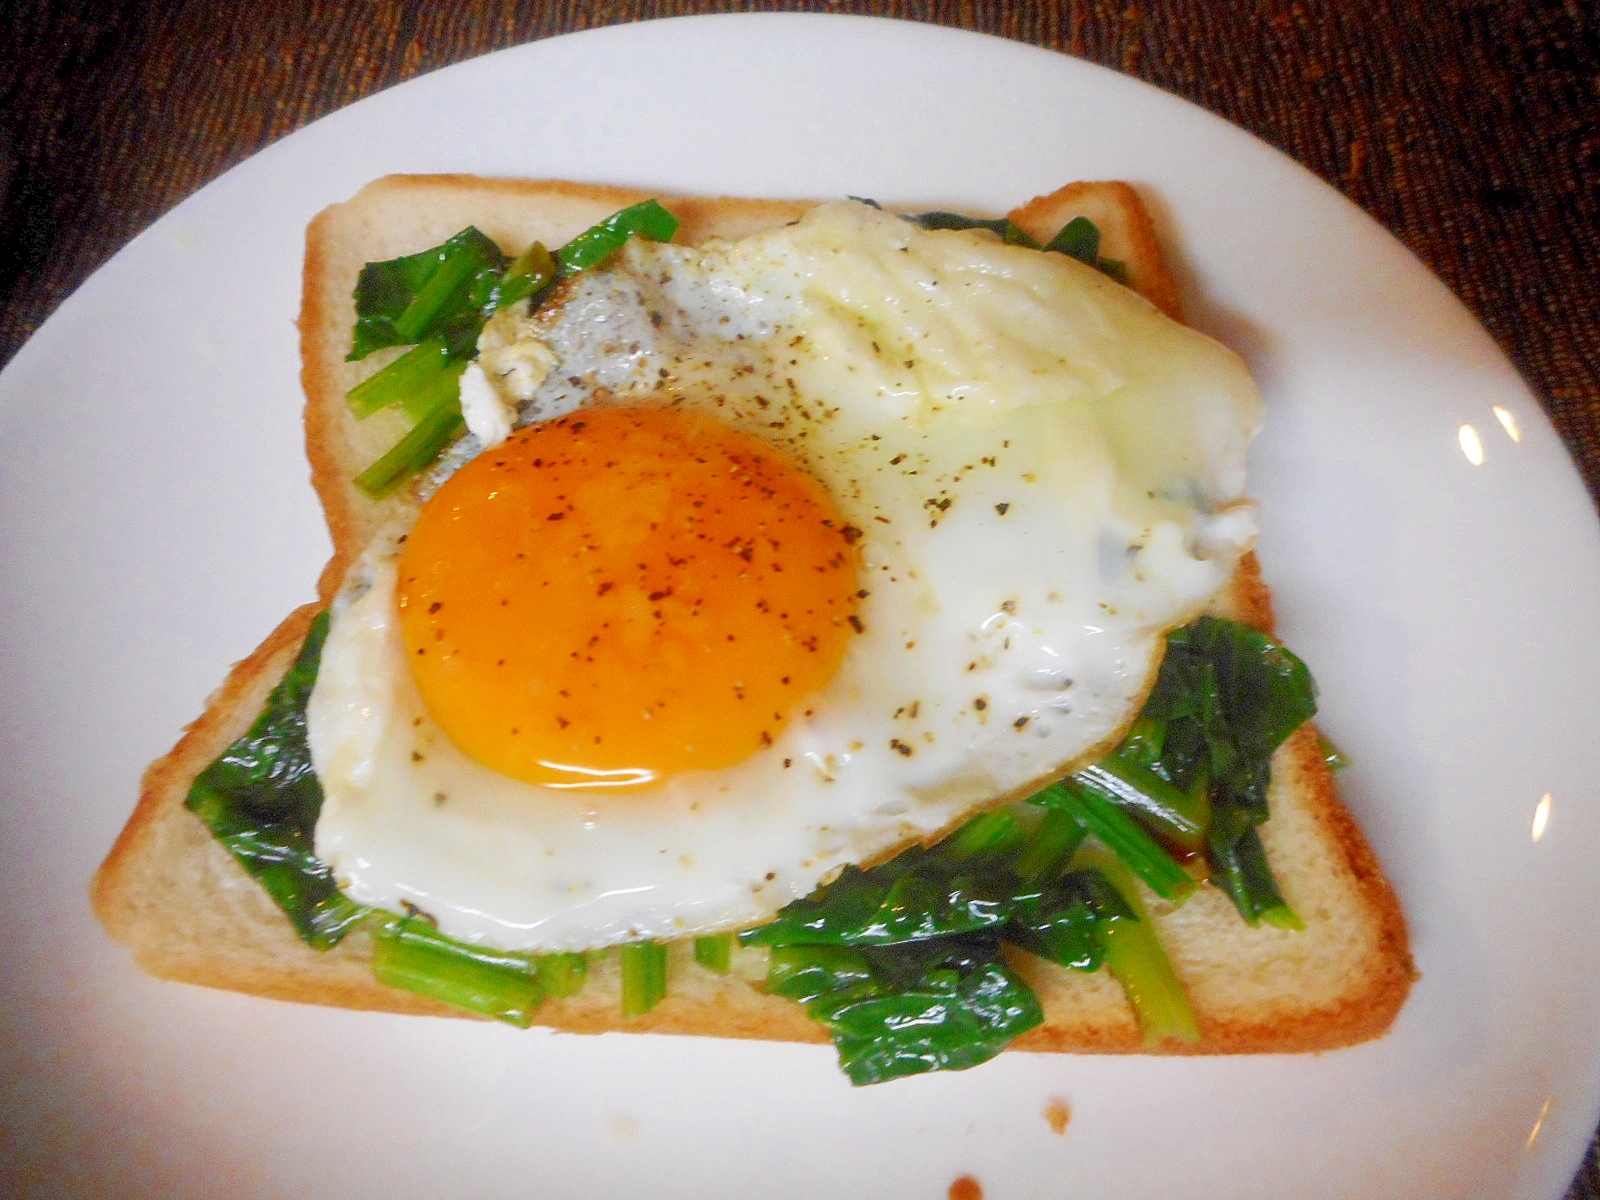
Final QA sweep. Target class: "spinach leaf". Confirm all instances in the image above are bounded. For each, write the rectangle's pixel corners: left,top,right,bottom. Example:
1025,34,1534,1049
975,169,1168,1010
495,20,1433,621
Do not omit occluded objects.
345,202,681,497
745,803,1149,1082
768,935,1043,1086
873,200,1128,283
554,199,679,274
620,941,669,1017
1032,780,1196,903
1171,617,1317,766
902,209,1039,247
1002,868,1132,971
348,227,508,361
185,612,367,948
741,858,1020,948
488,241,558,314
741,808,1059,950
352,386,467,499
1128,616,1317,924
1042,215,1129,283
372,914,545,1027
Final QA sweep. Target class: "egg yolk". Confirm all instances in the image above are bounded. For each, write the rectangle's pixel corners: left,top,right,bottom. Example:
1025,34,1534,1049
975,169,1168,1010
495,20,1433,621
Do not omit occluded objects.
396,404,861,789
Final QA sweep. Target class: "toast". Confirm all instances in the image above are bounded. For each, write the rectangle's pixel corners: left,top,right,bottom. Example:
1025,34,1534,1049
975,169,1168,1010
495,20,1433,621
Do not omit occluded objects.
93,176,1413,1056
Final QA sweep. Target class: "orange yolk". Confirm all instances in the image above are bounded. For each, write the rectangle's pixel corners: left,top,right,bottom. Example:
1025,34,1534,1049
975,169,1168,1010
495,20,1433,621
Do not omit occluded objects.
396,404,861,789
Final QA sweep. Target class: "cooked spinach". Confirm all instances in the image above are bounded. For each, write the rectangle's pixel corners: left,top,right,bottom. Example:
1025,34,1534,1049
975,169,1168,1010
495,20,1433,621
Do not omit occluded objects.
1097,615,1317,925
743,797,1158,1084
902,209,1039,246
1042,215,1129,283
852,197,1128,282
185,611,366,948
344,201,682,498
767,934,1043,1086
185,611,1315,1073
348,227,508,362
554,199,679,273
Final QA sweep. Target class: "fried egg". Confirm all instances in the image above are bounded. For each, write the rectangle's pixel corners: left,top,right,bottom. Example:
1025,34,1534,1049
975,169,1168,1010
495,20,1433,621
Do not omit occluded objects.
307,201,1260,952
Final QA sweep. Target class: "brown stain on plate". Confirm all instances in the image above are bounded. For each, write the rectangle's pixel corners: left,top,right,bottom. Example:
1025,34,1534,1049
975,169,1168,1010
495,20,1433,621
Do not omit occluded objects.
948,1175,982,1200
1045,1098,1071,1135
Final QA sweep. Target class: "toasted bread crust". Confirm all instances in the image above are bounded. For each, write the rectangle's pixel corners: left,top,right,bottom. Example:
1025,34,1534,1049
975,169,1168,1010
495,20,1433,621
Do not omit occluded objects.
1010,181,1183,322
96,176,1412,1054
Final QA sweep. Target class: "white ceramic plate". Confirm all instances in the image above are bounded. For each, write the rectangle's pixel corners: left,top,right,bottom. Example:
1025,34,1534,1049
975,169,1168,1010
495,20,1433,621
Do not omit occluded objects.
3,14,1597,1199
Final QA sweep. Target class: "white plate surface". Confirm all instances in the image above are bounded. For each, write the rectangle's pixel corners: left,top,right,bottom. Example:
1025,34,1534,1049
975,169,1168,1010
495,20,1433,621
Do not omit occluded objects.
3,14,1598,1200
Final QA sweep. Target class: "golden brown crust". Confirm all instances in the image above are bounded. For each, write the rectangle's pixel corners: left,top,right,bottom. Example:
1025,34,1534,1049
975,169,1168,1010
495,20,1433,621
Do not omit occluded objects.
1260,728,1416,1049
1009,181,1183,322
96,175,1411,1056
299,206,360,604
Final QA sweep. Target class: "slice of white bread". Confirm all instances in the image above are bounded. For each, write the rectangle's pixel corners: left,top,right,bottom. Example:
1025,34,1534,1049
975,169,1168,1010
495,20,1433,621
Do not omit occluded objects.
93,177,1414,1054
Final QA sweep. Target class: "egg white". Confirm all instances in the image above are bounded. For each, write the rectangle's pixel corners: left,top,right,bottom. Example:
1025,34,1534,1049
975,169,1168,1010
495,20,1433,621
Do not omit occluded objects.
308,202,1260,952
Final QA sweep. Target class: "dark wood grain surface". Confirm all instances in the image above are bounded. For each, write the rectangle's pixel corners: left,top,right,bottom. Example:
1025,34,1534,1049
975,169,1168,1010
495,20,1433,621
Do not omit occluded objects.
4,1,1597,1195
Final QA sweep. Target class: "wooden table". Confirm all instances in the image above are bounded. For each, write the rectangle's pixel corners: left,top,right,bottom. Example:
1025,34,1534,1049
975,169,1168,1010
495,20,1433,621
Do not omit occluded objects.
4,2,1597,1195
